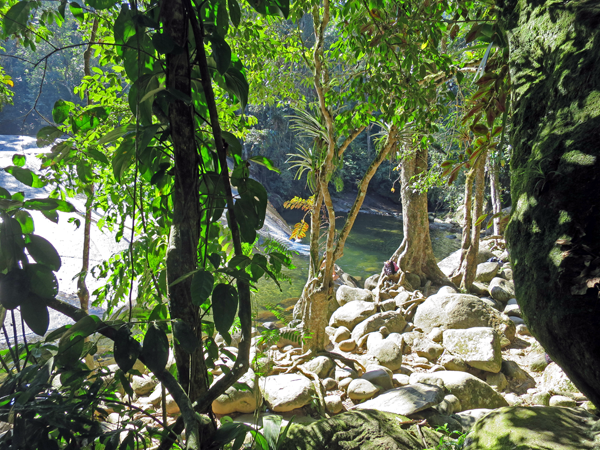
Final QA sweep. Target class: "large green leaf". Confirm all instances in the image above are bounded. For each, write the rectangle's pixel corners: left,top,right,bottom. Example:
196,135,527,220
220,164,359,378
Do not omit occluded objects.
212,284,238,342
24,198,76,213
222,131,242,157
223,65,249,110
249,155,280,173
228,0,241,27
191,270,214,306
26,235,61,271
172,319,199,354
72,106,109,133
14,210,34,234
3,2,32,37
12,154,25,167
20,293,49,336
112,135,136,183
114,325,141,373
26,264,58,299
208,34,232,75
52,99,72,123
0,269,28,310
36,126,63,147
4,166,47,188
142,323,169,373
69,2,84,22
240,178,268,229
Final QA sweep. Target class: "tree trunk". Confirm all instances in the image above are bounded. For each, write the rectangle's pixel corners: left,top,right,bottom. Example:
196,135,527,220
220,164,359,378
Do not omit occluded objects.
161,0,207,401
501,0,600,406
385,145,449,292
489,157,502,235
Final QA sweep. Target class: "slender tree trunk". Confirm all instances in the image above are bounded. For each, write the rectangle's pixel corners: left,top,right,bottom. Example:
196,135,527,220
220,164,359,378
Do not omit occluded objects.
161,0,207,401
451,160,475,287
501,0,600,407
80,17,98,370
489,158,502,235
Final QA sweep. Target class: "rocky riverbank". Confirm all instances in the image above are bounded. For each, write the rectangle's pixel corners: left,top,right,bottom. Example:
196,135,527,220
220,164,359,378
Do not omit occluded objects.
90,236,598,449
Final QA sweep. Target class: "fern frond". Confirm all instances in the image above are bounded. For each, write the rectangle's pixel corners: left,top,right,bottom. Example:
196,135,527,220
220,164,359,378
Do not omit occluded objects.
290,220,309,240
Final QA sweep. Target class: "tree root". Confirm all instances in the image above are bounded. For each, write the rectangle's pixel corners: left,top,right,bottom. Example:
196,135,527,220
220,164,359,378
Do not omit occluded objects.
297,365,330,419
318,351,366,375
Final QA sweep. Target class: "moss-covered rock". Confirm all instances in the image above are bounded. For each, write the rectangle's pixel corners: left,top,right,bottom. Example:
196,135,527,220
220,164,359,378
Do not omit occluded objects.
464,406,600,449
279,410,443,450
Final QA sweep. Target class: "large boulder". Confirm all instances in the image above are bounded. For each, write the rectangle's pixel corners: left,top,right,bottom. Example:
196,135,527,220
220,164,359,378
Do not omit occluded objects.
465,407,600,450
367,340,403,371
301,356,335,379
352,311,407,342
413,293,515,342
336,286,374,306
329,301,377,330
347,379,379,400
475,262,500,283
540,363,581,396
212,370,258,415
355,384,445,416
361,365,394,392
488,277,516,303
261,374,315,412
442,327,503,373
410,371,508,411
279,410,443,450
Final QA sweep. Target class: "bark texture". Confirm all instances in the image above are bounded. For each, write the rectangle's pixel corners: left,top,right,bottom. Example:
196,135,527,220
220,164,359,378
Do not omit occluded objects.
162,0,207,401
501,0,600,406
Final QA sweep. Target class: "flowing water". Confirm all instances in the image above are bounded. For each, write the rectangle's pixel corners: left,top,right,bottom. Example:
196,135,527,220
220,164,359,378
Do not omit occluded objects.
253,210,461,322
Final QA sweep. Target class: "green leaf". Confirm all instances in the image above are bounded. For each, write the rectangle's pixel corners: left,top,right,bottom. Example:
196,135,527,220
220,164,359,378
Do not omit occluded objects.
116,369,134,397
172,319,199,354
4,166,47,188
241,178,268,229
3,2,32,37
208,34,232,75
72,106,109,133
471,123,489,136
36,126,63,147
114,325,141,373
228,0,241,27
142,323,169,373
212,284,238,341
223,65,249,110
191,270,214,306
222,131,242,157
0,269,28,310
112,135,135,183
14,210,34,234
23,198,75,213
249,156,280,174
26,235,61,271
12,154,25,167
86,0,120,10
0,187,9,199
26,264,58,299
88,147,110,165
98,124,135,145
263,415,283,450
69,2,84,22
52,99,72,123
20,293,49,336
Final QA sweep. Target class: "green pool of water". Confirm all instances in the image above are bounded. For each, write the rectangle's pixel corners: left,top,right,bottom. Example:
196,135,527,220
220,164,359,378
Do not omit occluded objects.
252,211,460,322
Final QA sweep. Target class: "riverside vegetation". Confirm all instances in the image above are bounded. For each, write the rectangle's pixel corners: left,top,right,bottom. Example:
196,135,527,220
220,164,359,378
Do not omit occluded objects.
0,0,599,449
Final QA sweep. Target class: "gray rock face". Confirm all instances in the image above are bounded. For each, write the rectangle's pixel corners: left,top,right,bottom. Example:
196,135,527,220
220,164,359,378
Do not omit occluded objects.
347,379,379,400
411,337,444,362
355,384,445,416
540,363,580,396
488,277,515,303
361,365,394,392
410,371,508,411
261,374,315,412
475,262,500,283
325,395,343,414
212,371,257,415
301,356,335,379
333,326,351,343
413,293,515,342
131,375,158,396
364,274,380,291
367,340,403,371
329,300,377,330
503,303,521,317
351,311,407,342
336,285,374,306
442,327,502,373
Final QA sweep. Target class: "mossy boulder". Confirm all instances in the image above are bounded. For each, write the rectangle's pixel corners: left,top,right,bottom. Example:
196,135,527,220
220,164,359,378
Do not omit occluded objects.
279,409,443,450
465,406,600,449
